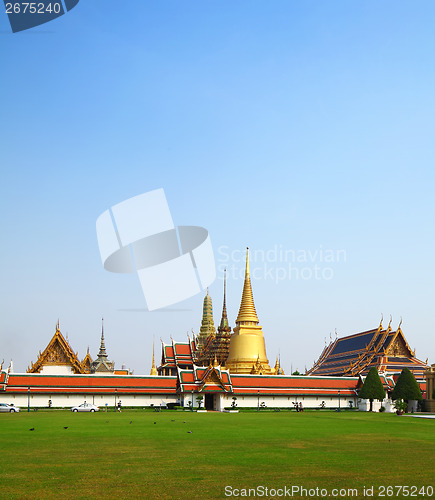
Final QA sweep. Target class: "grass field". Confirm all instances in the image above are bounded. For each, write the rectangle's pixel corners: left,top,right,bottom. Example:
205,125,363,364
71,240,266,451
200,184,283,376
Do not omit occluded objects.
0,410,433,499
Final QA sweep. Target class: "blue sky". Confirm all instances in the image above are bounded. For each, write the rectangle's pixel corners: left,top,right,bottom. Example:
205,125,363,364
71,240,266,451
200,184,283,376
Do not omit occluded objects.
1,1,434,374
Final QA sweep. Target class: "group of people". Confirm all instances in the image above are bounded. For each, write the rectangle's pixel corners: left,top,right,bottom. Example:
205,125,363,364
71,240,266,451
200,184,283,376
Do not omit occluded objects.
294,402,304,412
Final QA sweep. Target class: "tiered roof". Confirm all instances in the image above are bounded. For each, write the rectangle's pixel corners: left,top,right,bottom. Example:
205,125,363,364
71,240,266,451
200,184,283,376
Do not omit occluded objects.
91,322,115,373
158,338,196,374
178,364,232,393
308,320,427,380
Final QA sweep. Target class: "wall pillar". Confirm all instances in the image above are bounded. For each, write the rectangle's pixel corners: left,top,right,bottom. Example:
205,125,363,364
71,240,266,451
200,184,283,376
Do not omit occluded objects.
424,364,435,412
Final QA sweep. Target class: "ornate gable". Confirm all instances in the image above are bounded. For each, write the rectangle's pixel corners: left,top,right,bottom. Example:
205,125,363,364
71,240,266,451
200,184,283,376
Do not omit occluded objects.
198,366,229,392
28,322,83,374
385,328,414,357
80,349,93,374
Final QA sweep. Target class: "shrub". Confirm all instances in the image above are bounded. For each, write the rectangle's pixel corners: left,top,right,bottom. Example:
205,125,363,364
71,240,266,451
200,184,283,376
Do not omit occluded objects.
391,368,422,402
358,367,385,411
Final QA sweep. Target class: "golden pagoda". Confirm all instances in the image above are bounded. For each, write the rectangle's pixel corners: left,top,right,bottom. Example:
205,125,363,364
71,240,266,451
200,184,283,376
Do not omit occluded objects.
225,248,272,374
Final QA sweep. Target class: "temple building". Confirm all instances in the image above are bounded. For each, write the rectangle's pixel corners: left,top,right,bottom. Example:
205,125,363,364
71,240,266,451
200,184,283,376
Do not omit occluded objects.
27,321,89,375
195,270,232,367
195,290,216,351
90,322,115,374
0,247,430,412
225,248,273,374
308,317,427,383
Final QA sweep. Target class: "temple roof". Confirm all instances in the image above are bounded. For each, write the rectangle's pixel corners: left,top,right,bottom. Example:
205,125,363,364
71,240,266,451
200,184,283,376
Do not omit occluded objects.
308,321,428,379
178,364,233,393
27,322,83,374
159,339,196,369
91,321,115,373
80,348,93,374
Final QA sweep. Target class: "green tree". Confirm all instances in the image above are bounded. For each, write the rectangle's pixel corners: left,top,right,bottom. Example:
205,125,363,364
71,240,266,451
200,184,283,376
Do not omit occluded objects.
391,368,422,408
358,367,386,412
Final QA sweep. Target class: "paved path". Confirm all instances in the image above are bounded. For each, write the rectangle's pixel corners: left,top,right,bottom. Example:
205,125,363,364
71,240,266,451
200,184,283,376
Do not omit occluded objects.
403,414,435,419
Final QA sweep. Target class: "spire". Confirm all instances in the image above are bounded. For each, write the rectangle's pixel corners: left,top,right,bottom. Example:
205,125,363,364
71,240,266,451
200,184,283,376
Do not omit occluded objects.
198,290,216,346
98,318,108,358
235,248,259,324
219,268,230,331
150,338,158,376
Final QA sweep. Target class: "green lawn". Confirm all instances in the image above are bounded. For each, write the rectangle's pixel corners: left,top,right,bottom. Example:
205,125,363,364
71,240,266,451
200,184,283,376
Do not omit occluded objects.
0,410,433,499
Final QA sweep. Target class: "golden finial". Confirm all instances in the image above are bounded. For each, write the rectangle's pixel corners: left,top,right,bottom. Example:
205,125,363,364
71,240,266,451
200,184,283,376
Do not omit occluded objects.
380,313,383,327
56,319,60,332
398,316,402,329
389,315,392,327
335,329,338,338
235,247,259,324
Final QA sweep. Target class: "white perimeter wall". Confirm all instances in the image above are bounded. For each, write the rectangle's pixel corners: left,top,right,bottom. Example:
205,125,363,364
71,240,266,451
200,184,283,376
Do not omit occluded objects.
1,392,359,410
0,393,180,409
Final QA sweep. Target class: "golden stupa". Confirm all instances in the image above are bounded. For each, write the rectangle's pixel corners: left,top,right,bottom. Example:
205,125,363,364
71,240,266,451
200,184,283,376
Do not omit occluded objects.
225,248,272,374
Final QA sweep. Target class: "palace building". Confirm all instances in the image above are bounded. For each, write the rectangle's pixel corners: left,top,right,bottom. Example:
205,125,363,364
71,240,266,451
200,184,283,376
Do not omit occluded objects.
308,318,427,382
0,248,429,411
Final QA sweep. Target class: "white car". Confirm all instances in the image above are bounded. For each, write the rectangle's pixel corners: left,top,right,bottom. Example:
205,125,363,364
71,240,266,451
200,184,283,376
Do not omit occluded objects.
71,403,99,412
0,403,20,412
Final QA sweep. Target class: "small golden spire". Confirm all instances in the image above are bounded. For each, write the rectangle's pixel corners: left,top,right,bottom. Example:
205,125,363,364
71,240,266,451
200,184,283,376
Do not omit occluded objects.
235,248,259,324
150,338,157,376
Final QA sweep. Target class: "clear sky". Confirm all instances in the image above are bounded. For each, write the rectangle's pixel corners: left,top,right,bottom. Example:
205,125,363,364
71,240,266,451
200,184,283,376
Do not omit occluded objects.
1,1,434,374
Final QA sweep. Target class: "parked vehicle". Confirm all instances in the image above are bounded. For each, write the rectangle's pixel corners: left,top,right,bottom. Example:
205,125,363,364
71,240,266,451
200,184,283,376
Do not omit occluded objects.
0,403,20,413
71,403,99,412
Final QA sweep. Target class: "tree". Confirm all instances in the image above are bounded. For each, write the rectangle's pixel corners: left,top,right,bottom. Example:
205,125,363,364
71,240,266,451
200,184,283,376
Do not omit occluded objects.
358,367,386,412
391,368,422,407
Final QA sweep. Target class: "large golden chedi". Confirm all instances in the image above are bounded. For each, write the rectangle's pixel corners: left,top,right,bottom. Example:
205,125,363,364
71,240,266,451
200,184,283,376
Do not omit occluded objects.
225,248,272,374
